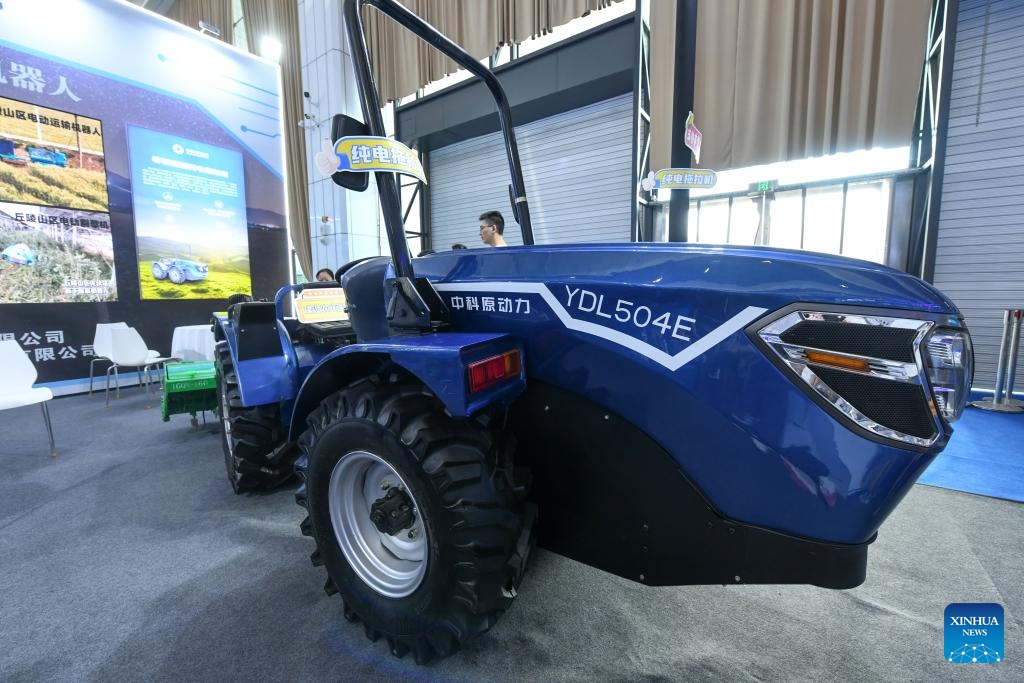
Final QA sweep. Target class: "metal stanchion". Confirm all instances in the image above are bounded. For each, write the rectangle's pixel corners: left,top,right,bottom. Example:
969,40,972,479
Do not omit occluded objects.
972,308,1024,413
1004,309,1022,407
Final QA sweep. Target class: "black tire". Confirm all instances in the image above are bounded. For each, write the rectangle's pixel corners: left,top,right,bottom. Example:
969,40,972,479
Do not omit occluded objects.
215,341,294,493
295,370,535,664
151,262,167,280
168,267,185,285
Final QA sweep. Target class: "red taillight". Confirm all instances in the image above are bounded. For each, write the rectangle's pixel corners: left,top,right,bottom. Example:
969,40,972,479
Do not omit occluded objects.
467,350,521,393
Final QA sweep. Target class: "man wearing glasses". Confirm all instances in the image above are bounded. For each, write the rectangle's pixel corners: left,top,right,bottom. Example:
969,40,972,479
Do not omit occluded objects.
478,210,507,247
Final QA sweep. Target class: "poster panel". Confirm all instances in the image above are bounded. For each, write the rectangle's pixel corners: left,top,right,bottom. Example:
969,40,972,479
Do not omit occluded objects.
0,95,115,302
0,0,288,392
128,126,251,300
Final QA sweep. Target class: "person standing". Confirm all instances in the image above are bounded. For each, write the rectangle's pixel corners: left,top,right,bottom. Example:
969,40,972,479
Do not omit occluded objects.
479,210,507,247
315,268,335,282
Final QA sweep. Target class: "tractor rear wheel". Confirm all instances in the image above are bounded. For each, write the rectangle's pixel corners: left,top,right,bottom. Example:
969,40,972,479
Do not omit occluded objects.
295,371,535,664
215,341,293,493
168,267,185,285
151,262,167,280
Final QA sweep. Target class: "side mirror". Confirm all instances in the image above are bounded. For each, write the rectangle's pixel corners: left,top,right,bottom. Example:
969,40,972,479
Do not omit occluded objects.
330,114,370,192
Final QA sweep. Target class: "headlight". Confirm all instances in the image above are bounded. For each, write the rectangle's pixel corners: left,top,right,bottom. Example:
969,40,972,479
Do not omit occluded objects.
923,329,973,422
756,310,951,448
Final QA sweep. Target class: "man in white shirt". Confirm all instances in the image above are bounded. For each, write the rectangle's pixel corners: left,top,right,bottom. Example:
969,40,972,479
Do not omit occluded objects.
478,210,507,247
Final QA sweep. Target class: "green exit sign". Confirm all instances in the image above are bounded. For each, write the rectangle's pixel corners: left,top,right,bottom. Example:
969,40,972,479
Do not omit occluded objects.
749,179,779,194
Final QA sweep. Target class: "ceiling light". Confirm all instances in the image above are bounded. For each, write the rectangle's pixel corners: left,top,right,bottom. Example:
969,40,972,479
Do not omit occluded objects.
260,36,282,62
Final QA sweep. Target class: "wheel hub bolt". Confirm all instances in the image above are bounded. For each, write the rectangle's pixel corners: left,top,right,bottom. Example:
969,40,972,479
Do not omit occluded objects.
408,528,418,539
380,481,390,490
370,487,416,535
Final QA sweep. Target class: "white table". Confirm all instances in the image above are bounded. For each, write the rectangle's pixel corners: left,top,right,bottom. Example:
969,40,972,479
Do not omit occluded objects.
171,324,216,362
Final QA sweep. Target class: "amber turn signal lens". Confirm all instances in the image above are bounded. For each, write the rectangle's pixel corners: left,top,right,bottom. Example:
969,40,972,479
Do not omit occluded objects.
804,350,870,373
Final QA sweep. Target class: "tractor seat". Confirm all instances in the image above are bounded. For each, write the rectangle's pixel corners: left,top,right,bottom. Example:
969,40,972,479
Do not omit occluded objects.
342,256,390,342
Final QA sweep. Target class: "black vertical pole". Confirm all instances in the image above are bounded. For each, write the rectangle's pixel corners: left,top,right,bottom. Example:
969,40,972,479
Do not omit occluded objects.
668,0,698,242
921,0,959,282
343,0,412,280
343,0,536,279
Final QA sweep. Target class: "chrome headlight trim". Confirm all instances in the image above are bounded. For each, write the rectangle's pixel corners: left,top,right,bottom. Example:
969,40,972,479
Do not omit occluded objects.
759,311,942,447
922,328,973,422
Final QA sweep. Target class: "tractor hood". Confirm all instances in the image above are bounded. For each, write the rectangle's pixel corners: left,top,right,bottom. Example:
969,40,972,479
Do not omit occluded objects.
414,243,959,317
412,242,967,549
170,258,207,268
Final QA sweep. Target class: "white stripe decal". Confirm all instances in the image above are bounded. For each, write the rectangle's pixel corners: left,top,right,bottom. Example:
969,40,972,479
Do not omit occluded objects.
434,282,767,371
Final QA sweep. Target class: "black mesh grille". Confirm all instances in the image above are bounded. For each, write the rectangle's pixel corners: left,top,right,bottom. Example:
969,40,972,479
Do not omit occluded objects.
780,321,918,362
813,367,937,439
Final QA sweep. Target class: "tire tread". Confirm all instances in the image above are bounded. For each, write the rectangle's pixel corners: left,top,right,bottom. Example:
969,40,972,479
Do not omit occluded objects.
295,371,535,664
216,342,293,493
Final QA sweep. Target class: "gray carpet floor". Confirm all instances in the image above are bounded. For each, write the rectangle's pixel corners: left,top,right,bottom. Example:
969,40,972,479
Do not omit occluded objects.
1,390,1021,682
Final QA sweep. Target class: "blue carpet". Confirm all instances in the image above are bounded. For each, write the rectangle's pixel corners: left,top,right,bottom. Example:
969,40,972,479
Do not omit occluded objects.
917,407,1024,503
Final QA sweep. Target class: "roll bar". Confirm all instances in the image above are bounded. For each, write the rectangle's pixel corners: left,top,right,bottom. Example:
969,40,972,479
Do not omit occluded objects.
343,0,535,283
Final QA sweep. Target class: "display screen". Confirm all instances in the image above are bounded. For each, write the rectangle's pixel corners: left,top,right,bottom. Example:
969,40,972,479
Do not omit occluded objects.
0,0,288,390
128,126,251,300
0,95,115,302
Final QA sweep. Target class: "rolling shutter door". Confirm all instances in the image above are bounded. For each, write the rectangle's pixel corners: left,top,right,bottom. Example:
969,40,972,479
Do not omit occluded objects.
933,0,1024,389
428,94,633,249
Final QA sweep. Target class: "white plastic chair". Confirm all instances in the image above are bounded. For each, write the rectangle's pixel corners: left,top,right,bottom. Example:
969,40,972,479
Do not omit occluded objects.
89,322,128,396
0,340,57,457
90,322,167,397
105,328,174,408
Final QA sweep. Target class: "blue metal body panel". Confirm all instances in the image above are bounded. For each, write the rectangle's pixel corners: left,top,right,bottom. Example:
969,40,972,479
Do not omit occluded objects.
216,315,290,406
234,355,293,406
218,302,523,438
215,313,327,411
404,244,961,545
415,243,958,314
279,342,333,426
223,242,963,548
296,332,525,422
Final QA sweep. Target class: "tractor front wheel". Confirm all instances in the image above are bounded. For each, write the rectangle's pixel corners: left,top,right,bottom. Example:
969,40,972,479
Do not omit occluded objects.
168,267,185,285
296,371,535,663
215,341,293,493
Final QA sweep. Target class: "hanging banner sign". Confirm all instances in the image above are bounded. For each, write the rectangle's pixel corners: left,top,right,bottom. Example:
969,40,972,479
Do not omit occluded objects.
684,111,702,164
314,136,426,184
641,168,717,191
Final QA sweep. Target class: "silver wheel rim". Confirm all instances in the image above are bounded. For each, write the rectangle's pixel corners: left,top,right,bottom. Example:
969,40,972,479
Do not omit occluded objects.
328,450,427,598
219,371,235,458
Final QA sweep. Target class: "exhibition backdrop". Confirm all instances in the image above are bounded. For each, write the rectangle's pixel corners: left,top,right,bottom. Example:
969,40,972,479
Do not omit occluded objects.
0,0,289,392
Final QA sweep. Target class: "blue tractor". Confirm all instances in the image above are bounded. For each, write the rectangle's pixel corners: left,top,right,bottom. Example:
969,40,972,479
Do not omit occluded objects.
27,146,68,167
0,139,28,165
152,257,208,284
213,0,974,664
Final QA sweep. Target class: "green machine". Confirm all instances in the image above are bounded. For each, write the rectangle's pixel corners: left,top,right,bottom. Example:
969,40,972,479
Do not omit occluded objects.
161,361,218,426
